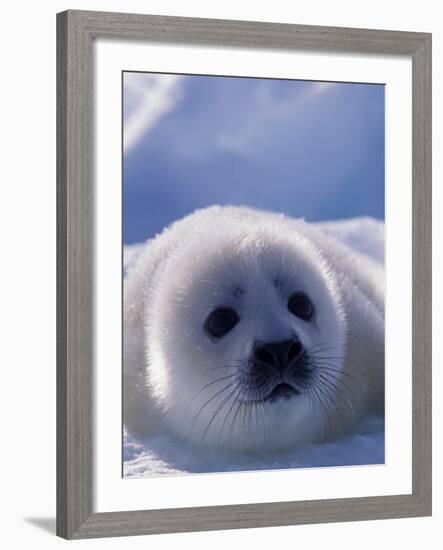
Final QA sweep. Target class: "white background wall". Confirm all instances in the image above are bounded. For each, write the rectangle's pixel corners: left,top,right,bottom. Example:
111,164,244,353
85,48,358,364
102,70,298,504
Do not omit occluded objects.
0,0,440,548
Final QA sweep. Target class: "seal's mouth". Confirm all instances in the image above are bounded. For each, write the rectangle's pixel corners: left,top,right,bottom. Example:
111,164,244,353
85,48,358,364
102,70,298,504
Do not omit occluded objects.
264,382,299,403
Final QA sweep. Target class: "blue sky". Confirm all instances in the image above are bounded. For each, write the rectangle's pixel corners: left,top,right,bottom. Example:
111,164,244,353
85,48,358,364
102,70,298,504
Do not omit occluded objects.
123,72,384,244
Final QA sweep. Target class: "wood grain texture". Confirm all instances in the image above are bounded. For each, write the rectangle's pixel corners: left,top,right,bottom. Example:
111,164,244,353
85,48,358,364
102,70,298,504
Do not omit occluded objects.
68,9,428,54
411,35,432,511
56,9,432,539
57,10,93,539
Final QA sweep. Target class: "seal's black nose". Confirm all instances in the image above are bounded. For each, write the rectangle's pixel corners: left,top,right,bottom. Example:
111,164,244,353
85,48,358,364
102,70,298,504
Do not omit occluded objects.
253,339,303,370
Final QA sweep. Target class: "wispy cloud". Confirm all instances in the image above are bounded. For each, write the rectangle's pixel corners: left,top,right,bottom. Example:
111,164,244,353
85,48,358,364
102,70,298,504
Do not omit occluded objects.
215,81,337,157
123,73,184,152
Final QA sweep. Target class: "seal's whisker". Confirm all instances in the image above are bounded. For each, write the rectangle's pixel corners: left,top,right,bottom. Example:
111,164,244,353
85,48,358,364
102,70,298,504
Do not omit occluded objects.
304,358,340,373
318,386,338,437
257,401,266,446
311,355,346,362
315,373,356,430
307,391,323,443
309,356,345,369
191,382,235,433
306,387,325,440
314,364,361,387
228,385,248,452
191,374,237,403
201,386,239,444
322,386,347,434
217,385,243,450
317,368,359,396
308,344,343,353
241,389,254,455
248,395,256,446
313,382,345,436
310,359,360,401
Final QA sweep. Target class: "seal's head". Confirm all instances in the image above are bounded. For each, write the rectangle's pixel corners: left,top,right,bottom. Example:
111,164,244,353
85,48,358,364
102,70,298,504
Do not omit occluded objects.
145,217,347,452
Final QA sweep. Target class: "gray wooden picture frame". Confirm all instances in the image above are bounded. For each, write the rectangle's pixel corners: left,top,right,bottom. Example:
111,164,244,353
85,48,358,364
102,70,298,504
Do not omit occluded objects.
56,9,432,539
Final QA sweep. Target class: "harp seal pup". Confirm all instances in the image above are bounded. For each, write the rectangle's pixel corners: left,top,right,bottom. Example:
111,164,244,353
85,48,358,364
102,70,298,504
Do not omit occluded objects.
124,206,384,453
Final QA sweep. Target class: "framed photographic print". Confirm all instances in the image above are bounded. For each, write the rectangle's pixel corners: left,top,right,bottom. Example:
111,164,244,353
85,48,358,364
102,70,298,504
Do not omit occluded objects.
57,10,432,539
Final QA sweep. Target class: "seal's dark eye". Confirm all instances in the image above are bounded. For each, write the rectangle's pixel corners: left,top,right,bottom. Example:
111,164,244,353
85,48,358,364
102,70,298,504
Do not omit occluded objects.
205,307,240,338
288,292,314,321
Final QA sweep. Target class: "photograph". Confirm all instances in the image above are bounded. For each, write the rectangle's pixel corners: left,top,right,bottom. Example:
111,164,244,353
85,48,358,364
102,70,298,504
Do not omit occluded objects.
122,71,385,478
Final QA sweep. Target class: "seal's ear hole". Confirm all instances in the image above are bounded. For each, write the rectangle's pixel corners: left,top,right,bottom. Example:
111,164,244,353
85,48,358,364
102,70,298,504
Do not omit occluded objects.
205,307,240,339
288,292,314,321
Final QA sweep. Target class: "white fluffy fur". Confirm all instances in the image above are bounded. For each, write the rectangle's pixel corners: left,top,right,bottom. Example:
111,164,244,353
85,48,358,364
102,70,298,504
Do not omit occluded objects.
124,206,384,453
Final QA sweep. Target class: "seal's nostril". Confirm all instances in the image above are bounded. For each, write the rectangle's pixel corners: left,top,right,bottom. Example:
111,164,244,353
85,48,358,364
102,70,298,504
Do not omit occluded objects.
287,340,303,364
254,345,276,366
253,339,303,369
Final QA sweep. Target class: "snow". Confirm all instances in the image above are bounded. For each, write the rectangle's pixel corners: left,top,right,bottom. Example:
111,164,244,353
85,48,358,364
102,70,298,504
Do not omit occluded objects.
316,217,384,265
123,416,384,478
123,216,385,478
